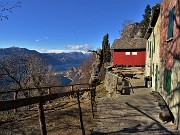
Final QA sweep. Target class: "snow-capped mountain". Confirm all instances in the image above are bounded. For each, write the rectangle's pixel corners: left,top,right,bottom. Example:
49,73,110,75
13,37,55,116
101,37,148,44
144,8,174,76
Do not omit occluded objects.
0,47,90,71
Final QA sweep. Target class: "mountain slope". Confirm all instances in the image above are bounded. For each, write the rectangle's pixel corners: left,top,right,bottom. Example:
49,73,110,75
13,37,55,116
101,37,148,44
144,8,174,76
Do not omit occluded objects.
0,47,89,71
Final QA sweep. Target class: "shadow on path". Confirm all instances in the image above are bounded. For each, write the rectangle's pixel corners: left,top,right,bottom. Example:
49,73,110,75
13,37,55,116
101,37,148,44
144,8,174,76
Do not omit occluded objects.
90,102,176,135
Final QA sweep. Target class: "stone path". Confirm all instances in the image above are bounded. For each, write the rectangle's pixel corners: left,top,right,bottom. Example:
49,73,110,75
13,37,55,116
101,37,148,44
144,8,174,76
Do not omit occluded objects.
91,75,180,135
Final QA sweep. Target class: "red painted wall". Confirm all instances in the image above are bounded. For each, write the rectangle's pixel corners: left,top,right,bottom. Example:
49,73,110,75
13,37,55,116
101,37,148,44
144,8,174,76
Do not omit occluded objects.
113,50,146,66
160,0,180,69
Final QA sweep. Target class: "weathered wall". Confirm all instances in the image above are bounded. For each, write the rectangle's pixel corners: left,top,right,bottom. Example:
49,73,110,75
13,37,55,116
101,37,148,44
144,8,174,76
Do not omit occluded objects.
151,12,161,90
159,0,180,129
160,0,180,69
160,60,180,129
145,9,161,90
145,40,151,77
104,71,119,97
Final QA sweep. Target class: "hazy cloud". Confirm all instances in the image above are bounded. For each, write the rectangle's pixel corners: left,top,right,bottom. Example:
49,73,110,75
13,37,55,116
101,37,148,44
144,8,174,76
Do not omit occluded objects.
67,44,91,51
36,36,48,42
37,49,88,54
36,44,92,54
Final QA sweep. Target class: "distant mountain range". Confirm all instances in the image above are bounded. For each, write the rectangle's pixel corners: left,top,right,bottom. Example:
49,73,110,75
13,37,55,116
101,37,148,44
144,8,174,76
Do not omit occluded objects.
0,47,90,71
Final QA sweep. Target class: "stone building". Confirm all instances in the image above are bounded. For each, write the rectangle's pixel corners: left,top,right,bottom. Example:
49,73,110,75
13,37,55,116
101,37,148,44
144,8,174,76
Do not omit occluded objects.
145,0,180,129
159,0,180,130
145,4,161,91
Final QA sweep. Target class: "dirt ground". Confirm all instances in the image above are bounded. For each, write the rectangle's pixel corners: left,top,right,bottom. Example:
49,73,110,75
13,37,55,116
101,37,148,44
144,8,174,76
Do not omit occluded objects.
0,97,95,135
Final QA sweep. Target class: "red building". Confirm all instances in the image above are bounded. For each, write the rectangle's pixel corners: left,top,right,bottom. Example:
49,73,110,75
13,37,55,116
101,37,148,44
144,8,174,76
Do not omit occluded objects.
111,23,146,67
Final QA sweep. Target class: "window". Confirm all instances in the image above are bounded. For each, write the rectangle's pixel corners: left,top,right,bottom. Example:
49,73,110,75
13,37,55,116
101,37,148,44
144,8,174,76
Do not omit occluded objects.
125,52,130,55
167,7,175,39
132,52,137,55
163,68,172,95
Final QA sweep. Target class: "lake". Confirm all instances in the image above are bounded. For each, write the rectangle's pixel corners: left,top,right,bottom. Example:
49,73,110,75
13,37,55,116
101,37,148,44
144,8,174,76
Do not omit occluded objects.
57,75,72,86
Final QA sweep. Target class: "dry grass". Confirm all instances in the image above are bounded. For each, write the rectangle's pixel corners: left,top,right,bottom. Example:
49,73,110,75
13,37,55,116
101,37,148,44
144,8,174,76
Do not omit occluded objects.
0,96,96,135
95,83,108,98
0,84,109,135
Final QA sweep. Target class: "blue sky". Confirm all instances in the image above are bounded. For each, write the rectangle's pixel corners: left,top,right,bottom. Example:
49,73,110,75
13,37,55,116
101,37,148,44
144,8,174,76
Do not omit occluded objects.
0,0,161,53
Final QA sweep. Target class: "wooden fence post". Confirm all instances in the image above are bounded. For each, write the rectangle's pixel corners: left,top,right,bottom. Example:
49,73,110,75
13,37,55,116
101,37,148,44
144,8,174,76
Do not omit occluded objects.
38,102,47,135
90,89,95,118
47,88,51,95
70,85,73,99
77,89,85,135
47,87,52,103
13,91,18,113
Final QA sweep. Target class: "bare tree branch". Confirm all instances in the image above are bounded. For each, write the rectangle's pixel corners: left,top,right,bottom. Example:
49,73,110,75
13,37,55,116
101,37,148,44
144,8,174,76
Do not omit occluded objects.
0,54,60,98
0,1,21,21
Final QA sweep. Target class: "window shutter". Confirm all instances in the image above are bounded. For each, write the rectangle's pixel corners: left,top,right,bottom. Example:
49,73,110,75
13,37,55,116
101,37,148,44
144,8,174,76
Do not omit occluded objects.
167,7,175,39
167,69,172,94
151,41,154,58
153,35,155,53
164,68,172,95
149,41,151,58
163,69,167,91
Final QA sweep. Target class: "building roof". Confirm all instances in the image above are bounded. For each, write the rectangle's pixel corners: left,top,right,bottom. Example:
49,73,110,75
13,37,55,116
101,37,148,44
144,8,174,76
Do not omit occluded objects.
111,23,146,50
145,4,161,39
111,38,146,50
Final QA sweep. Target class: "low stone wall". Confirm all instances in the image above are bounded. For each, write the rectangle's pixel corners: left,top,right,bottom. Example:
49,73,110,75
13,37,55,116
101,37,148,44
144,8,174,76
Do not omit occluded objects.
104,70,119,97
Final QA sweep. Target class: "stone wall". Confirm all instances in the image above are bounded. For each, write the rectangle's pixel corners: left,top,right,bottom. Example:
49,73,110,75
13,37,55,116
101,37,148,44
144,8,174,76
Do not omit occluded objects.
104,70,119,97
160,60,180,129
160,0,180,69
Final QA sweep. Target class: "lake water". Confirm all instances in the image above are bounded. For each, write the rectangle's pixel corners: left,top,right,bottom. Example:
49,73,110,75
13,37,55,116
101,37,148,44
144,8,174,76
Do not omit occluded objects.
53,63,81,72
57,75,72,86
54,63,81,86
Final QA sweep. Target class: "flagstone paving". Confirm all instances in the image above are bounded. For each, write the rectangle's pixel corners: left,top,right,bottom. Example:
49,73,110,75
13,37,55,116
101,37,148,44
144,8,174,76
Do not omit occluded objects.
91,75,180,135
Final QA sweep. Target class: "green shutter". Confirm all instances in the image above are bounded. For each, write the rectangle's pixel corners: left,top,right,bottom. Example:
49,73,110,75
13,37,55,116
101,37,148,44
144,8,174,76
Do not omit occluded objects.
153,63,154,75
163,69,167,90
167,7,175,39
167,69,172,94
149,41,151,58
151,42,154,58
153,35,155,53
155,65,158,91
164,68,172,95
152,41,153,58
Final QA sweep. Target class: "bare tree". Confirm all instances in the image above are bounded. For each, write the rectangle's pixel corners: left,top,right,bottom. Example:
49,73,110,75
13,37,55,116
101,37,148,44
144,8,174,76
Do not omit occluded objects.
0,1,21,20
119,19,134,35
25,56,60,95
0,54,60,98
74,54,96,84
0,54,28,90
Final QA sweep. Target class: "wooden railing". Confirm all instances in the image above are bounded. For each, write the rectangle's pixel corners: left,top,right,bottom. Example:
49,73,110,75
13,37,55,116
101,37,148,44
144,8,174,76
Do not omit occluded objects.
0,83,96,135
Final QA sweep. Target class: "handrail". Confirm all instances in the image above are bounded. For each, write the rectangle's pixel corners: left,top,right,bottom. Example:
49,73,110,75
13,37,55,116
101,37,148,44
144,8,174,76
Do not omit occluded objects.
0,83,92,94
0,88,94,111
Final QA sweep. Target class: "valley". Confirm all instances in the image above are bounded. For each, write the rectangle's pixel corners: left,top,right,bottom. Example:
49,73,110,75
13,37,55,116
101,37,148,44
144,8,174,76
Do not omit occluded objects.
0,47,90,86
